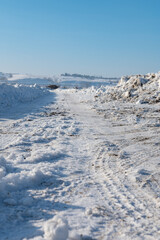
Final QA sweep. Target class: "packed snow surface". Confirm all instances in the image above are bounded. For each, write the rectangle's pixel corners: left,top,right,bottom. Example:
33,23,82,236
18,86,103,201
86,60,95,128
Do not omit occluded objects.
0,72,160,239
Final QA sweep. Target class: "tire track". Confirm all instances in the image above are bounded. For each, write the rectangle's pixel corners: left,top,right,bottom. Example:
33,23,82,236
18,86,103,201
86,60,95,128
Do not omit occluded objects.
90,141,160,239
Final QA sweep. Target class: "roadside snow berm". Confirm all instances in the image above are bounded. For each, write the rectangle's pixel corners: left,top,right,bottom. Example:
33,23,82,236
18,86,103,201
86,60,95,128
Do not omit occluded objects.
105,72,160,104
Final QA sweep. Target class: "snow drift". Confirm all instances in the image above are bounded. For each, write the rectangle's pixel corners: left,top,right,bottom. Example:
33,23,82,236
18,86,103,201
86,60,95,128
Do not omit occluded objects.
0,83,49,110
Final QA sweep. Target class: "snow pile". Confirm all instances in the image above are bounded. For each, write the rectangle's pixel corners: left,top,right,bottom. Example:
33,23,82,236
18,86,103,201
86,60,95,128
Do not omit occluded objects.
103,72,160,104
43,215,69,240
0,156,47,198
0,83,49,109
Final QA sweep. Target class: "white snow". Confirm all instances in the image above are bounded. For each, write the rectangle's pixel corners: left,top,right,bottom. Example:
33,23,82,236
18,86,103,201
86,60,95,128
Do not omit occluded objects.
0,83,49,111
0,71,160,240
102,72,160,104
7,73,56,86
43,215,69,240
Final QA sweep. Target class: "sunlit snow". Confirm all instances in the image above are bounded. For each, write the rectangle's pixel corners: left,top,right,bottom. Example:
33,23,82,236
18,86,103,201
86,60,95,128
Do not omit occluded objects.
0,72,160,239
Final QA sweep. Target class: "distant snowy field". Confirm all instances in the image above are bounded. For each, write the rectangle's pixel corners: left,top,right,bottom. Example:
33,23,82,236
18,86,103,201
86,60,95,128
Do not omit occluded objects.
0,71,160,239
0,72,118,114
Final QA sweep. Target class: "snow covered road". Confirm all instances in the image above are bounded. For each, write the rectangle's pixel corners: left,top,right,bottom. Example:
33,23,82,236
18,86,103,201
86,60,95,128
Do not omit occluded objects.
0,80,160,239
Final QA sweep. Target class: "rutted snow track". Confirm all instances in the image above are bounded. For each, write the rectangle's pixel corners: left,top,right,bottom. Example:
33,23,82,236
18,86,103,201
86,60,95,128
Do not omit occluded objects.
0,87,160,240
92,142,160,239
56,89,160,239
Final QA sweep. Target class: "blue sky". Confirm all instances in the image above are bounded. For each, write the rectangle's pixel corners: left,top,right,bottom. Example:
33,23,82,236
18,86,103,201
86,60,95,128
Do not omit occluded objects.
0,0,160,77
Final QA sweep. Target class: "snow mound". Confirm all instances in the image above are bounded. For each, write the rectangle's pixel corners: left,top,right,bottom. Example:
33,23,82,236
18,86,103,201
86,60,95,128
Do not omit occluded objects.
43,215,69,240
104,72,160,104
0,164,46,198
0,83,49,110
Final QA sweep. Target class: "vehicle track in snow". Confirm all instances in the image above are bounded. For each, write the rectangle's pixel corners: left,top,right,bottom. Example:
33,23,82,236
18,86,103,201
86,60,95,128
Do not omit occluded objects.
57,89,160,239
1,88,159,240
91,142,160,239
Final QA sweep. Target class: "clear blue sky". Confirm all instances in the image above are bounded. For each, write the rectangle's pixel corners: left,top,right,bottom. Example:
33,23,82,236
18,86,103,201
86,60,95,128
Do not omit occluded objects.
0,0,160,77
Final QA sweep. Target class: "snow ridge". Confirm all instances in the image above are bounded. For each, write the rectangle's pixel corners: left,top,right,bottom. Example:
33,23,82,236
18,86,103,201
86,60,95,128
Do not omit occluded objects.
0,83,49,110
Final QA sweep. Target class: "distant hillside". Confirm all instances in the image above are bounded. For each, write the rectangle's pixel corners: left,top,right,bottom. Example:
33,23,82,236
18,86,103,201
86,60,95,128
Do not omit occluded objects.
61,73,119,80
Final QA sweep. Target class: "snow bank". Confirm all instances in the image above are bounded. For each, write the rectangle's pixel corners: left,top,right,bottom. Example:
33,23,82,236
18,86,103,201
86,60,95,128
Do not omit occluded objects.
0,83,49,110
103,72,160,104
